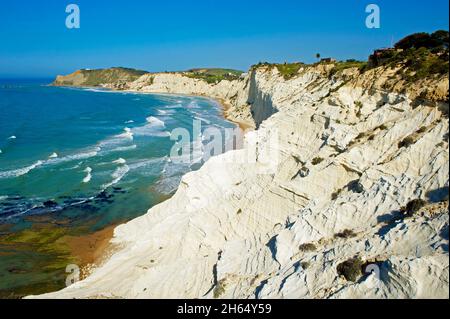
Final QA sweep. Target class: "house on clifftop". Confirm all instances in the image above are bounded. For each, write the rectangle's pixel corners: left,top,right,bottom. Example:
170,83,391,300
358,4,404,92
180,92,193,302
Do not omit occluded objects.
368,48,403,67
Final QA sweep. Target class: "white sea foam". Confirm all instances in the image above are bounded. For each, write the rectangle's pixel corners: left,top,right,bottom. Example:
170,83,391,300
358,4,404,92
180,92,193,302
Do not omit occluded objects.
132,127,171,138
154,175,184,195
0,160,44,179
157,108,176,115
83,167,93,183
125,120,135,124
113,158,127,165
154,160,191,194
146,116,165,127
98,130,134,153
81,88,113,93
8,136,16,140
47,149,99,165
117,127,134,140
102,164,130,189
127,157,167,177
165,104,183,109
49,152,58,159
186,101,200,109
0,196,7,201
131,117,170,138
59,162,83,171
109,144,137,153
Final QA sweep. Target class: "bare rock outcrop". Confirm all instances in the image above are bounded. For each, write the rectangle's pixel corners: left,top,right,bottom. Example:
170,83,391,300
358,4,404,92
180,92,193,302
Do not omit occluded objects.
33,63,449,299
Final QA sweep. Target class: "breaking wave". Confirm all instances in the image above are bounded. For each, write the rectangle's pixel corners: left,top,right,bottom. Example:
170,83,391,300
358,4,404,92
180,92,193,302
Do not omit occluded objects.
0,160,44,179
82,167,93,183
102,164,130,190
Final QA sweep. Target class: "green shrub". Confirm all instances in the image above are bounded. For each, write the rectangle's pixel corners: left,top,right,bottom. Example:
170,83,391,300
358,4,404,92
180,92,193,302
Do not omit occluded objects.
417,126,427,134
301,261,310,270
213,280,226,298
337,258,364,282
83,67,148,86
331,189,343,200
275,63,304,80
184,68,243,84
395,31,449,51
299,243,317,252
311,157,324,165
364,31,449,82
398,136,416,148
330,61,367,75
335,229,357,239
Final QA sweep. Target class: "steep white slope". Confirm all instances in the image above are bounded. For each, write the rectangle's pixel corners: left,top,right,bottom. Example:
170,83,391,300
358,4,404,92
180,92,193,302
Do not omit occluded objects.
32,64,449,299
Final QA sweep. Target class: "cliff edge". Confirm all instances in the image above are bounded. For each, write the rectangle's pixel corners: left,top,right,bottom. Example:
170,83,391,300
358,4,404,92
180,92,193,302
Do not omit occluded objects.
35,32,449,299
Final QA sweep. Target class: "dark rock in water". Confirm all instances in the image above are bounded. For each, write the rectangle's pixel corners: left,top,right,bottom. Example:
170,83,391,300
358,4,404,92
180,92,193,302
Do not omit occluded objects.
95,197,115,205
97,191,107,199
78,204,99,212
9,196,24,201
0,209,19,219
112,186,126,194
1,202,15,207
96,191,113,200
43,200,58,207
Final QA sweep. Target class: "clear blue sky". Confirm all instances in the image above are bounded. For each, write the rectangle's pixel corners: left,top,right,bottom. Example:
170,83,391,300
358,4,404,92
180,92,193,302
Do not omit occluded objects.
0,0,448,77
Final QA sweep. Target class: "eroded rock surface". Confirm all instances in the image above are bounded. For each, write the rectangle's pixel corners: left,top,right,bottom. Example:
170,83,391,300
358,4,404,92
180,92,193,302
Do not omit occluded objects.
34,64,449,299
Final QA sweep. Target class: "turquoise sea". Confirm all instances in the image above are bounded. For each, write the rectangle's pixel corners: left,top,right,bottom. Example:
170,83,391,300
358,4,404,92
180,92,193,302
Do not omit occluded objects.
0,79,237,297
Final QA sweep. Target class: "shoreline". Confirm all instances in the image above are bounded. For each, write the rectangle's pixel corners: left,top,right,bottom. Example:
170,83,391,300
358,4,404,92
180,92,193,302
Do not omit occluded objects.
53,84,255,132
212,97,254,132
58,88,253,286
65,224,120,280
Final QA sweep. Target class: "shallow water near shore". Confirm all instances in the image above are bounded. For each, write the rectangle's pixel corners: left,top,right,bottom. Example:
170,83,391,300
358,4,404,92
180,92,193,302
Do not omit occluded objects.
0,79,238,297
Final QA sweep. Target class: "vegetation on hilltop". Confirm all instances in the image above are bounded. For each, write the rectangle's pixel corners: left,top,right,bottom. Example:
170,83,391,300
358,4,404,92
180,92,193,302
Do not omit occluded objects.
274,63,305,80
80,67,148,86
54,30,448,88
366,30,449,81
251,62,305,80
395,31,449,51
183,68,244,84
54,67,148,87
329,59,367,75
250,31,449,83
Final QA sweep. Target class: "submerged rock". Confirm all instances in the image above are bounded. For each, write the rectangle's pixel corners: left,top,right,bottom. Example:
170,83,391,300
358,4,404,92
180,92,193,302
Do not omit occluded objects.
43,200,58,208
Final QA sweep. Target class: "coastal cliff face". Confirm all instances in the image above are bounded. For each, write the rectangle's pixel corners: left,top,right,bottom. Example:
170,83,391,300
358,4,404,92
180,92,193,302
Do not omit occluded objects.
38,62,449,299
53,67,148,87
124,72,255,129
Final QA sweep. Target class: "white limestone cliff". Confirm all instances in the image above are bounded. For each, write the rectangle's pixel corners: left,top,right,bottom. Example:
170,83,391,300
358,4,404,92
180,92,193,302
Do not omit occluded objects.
32,63,449,299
